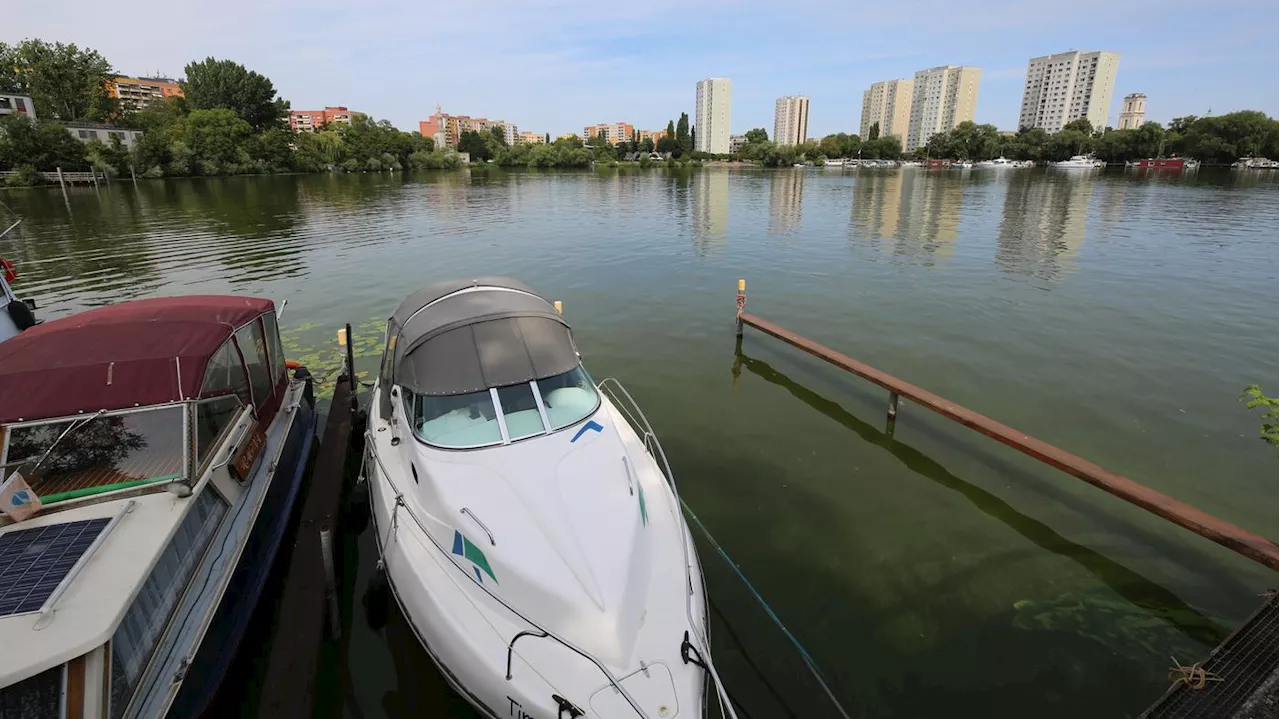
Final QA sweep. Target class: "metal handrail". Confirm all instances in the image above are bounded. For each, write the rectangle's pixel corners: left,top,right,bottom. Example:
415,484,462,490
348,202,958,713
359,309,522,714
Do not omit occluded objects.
460,507,496,546
364,435,650,717
595,377,740,719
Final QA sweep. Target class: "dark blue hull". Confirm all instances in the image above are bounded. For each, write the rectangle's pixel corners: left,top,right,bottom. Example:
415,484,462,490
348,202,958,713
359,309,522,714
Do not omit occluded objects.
167,390,317,719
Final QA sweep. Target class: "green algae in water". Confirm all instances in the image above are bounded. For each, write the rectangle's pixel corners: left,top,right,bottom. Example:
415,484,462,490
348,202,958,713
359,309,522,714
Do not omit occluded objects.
280,317,385,400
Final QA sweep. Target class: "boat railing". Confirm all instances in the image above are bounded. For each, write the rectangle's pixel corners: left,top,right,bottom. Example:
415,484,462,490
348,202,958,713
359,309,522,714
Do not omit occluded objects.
363,436,653,718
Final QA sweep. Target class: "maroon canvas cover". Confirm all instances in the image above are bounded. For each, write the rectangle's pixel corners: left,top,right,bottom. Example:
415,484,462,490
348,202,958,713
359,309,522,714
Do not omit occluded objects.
0,296,274,423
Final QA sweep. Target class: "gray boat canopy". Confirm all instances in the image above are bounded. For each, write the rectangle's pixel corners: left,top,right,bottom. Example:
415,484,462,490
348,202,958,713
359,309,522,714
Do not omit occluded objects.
386,277,578,398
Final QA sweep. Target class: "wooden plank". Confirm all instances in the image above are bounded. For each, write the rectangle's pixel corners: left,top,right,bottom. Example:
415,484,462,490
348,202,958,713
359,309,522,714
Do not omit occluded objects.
740,312,1279,570
256,377,353,719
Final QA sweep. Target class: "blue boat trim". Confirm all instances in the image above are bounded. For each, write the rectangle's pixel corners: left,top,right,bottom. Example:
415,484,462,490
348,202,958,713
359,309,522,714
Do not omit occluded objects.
570,420,604,443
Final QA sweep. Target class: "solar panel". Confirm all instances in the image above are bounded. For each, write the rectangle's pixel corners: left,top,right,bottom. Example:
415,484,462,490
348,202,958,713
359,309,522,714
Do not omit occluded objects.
0,517,110,616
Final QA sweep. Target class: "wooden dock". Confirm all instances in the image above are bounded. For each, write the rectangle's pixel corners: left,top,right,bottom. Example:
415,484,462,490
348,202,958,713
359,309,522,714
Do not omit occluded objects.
256,374,355,719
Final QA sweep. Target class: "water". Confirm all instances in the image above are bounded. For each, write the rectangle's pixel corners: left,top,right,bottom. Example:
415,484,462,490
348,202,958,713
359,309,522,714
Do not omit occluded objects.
2,168,1276,718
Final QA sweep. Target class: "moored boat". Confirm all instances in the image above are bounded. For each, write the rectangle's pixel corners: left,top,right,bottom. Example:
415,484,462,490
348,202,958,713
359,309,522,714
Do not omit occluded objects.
0,296,316,718
1126,157,1198,170
1232,157,1280,170
0,219,37,344
365,278,734,719
1051,155,1102,169
976,157,1015,168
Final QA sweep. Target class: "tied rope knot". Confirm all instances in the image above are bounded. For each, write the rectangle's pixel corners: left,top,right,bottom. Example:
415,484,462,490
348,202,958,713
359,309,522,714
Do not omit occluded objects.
1168,656,1223,690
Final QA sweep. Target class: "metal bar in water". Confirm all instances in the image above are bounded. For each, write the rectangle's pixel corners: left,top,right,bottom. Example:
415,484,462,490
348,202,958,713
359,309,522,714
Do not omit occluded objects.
738,311,1279,571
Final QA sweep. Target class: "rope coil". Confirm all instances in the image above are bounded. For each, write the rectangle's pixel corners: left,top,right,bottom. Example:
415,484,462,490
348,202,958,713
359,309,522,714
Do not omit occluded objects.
1168,656,1223,690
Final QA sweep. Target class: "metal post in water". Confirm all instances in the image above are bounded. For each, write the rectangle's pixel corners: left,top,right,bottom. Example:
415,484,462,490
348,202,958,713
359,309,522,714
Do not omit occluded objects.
56,166,65,190
91,168,99,189
130,163,137,186
319,528,341,639
886,391,900,436
344,322,357,412
735,279,746,337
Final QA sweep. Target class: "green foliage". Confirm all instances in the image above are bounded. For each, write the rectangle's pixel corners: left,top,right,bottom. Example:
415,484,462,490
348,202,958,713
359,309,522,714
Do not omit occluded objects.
3,164,43,187
0,115,90,170
489,125,506,146
492,142,592,168
457,130,492,162
175,108,253,170
868,122,880,141
744,127,768,143
818,132,861,158
1240,385,1278,446
1179,111,1279,163
861,135,902,160
0,39,117,121
676,112,691,155
409,148,462,169
182,57,289,131
84,136,130,176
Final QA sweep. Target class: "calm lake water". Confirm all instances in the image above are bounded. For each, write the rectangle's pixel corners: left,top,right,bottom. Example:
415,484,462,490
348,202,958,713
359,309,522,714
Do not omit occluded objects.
2,167,1277,718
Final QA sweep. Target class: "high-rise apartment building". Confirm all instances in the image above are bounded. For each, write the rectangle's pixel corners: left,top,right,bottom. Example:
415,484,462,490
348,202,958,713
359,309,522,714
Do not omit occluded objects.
106,76,184,113
695,78,732,154
289,107,354,133
905,66,981,152
1117,92,1146,130
773,96,810,146
1017,51,1120,133
582,122,635,145
860,79,914,145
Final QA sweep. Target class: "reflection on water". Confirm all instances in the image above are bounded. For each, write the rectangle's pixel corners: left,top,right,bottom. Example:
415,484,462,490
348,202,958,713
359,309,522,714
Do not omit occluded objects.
769,169,803,236
0,168,1275,719
850,170,963,264
997,173,1094,281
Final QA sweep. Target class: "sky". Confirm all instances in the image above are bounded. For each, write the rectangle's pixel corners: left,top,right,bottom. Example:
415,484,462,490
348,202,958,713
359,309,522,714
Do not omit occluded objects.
8,0,1279,139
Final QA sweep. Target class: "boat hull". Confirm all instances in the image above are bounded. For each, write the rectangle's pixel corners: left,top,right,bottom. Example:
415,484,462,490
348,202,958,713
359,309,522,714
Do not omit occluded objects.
166,381,317,719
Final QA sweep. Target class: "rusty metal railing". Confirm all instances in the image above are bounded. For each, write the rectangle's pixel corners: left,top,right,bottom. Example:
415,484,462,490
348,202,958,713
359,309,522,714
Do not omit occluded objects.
732,281,1278,571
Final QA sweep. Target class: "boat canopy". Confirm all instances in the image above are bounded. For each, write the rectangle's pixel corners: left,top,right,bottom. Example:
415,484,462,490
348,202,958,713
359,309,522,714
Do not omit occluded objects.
0,296,278,423
385,278,578,398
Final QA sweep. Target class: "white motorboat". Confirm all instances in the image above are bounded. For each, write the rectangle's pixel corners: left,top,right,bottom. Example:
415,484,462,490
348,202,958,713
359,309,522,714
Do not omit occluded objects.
0,296,316,718
1051,155,1102,169
0,219,36,344
1232,157,1280,170
366,278,734,719
976,157,1014,168
899,161,922,168
953,160,973,169
824,159,845,167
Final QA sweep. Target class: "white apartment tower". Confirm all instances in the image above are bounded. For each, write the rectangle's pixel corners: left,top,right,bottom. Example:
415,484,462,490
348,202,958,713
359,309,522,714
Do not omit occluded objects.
860,79,914,144
905,65,981,152
1117,92,1146,130
1018,50,1120,133
773,95,810,146
695,78,733,154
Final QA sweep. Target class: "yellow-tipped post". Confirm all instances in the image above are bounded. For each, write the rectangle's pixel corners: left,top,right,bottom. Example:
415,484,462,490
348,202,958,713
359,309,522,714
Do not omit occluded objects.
554,300,563,314
735,279,746,337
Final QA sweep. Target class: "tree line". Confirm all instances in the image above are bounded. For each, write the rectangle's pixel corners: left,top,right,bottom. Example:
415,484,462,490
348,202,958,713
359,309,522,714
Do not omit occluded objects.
0,39,455,184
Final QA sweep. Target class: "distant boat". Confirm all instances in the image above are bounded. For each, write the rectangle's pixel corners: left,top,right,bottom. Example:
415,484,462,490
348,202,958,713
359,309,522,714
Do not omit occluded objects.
1126,157,1198,170
1052,155,1102,169
793,162,806,168
899,161,922,168
824,159,845,167
953,160,973,169
976,157,1014,168
1232,157,1280,170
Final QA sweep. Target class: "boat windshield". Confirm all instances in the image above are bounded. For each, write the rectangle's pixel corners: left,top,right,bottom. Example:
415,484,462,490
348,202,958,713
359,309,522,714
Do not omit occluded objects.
1,406,186,502
406,365,599,449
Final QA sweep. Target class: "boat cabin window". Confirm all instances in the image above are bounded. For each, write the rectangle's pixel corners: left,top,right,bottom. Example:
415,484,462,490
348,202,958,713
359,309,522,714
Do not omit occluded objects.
0,664,62,718
262,311,286,386
195,394,245,468
407,366,599,449
234,319,273,408
201,338,251,406
0,406,186,502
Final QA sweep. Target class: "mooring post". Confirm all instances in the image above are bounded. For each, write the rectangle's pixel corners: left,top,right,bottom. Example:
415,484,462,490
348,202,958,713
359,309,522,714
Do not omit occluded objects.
319,528,341,639
129,163,137,186
886,391,900,436
735,279,746,337
56,166,65,190
344,322,357,412
91,167,99,189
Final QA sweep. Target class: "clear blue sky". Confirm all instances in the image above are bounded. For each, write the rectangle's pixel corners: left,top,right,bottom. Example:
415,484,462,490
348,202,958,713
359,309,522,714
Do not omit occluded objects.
11,0,1279,138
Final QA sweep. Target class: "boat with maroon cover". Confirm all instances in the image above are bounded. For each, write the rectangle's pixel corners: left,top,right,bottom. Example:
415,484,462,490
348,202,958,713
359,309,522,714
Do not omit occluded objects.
0,296,316,719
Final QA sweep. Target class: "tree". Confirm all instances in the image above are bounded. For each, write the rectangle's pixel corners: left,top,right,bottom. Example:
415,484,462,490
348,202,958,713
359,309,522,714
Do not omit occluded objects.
0,115,89,170
675,113,691,156
457,130,491,162
1061,118,1095,135
182,57,289,131
948,121,1001,160
868,122,880,141
489,125,507,147
744,127,768,144
1168,116,1198,134
544,132,550,144
0,40,117,121
1181,111,1279,162
639,137,655,153
172,108,253,173
1241,385,1278,446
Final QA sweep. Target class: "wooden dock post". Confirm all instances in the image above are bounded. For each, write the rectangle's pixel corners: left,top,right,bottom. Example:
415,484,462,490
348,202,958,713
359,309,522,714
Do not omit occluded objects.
886,391,900,436
91,167,99,189
129,163,137,186
735,279,746,337
56,166,65,190
319,528,341,639
736,310,1280,570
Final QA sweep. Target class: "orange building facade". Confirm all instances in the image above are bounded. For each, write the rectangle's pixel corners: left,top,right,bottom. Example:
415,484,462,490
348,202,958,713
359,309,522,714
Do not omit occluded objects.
582,122,635,145
420,108,514,148
106,76,184,112
289,107,354,133
636,128,669,145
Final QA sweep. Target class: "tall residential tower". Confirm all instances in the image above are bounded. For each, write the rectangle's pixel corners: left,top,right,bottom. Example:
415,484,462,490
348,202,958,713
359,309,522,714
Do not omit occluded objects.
905,66,981,152
1017,51,1120,133
773,95,810,146
695,78,733,154
860,79,914,145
